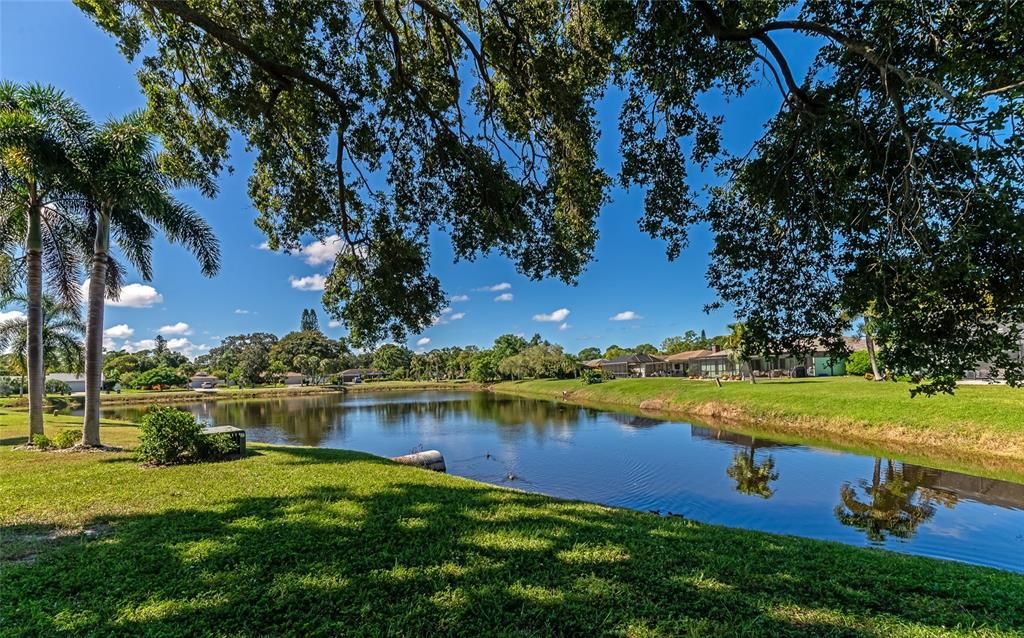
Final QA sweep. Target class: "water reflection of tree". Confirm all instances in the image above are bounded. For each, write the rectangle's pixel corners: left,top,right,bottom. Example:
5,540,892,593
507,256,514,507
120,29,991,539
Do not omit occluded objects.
726,444,779,498
834,458,955,542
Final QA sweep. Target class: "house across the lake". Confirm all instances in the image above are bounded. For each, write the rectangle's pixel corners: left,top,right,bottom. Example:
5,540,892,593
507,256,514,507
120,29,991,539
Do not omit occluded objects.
340,368,386,383
45,372,89,393
586,353,671,378
282,372,307,385
189,373,224,389
664,338,867,379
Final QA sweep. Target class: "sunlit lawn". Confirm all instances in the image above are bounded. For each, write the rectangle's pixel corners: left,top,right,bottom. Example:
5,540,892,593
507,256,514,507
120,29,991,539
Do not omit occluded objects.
2,415,1022,637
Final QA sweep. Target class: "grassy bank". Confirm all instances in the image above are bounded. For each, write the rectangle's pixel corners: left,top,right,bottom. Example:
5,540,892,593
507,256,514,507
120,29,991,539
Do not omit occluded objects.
2,417,1022,637
491,377,1024,475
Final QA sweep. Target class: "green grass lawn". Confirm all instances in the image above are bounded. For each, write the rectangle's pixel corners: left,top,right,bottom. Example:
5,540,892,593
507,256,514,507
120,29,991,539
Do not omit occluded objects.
492,377,1024,475
2,415,1023,637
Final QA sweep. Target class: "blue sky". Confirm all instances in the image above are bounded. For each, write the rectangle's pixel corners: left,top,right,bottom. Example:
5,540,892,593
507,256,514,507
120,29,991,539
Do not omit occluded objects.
1,2,812,357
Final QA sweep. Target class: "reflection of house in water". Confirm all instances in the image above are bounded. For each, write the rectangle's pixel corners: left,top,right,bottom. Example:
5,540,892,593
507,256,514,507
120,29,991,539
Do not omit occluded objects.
903,463,1024,511
607,413,665,428
688,426,797,451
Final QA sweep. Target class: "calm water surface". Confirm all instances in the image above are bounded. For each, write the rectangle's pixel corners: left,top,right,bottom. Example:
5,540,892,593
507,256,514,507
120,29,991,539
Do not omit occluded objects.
99,390,1024,572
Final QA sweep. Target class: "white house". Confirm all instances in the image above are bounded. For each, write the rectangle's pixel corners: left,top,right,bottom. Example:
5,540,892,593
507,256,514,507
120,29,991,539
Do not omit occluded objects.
46,372,92,393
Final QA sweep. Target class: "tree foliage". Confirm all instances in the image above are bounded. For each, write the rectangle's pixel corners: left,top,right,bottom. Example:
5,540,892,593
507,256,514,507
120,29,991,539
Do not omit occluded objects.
76,1,1024,391
269,330,346,371
78,0,616,347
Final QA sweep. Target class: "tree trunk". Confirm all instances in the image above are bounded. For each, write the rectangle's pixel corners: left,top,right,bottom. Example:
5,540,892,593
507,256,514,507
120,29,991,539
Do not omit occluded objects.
747,360,756,384
26,201,45,441
865,332,882,380
82,210,110,447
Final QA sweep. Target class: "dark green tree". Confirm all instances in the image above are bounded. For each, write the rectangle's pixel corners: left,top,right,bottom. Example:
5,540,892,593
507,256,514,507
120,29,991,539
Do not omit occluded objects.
269,330,346,371
371,343,412,376
300,308,320,333
577,347,602,361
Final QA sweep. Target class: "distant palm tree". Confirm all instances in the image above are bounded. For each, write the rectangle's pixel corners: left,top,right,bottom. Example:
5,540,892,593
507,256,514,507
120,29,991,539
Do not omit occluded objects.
0,294,85,379
0,82,93,439
79,114,220,446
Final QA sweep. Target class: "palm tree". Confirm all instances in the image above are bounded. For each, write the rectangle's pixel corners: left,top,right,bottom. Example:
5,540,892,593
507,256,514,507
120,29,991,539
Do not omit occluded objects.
857,315,883,381
726,444,779,498
834,458,937,542
79,114,220,447
723,322,756,384
0,294,85,382
0,82,93,439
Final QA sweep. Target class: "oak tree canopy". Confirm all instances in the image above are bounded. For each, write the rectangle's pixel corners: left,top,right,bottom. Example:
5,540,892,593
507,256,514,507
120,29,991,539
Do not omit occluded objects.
77,0,1024,392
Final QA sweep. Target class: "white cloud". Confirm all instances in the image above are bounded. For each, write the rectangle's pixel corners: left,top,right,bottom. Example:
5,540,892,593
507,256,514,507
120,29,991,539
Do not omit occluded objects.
440,307,453,315
559,322,571,331
158,321,192,336
289,274,327,291
0,310,26,323
450,294,469,302
300,234,344,265
234,309,251,315
166,338,210,358
122,339,157,353
416,337,431,347
494,293,514,302
610,310,642,321
104,324,134,339
328,319,343,328
533,308,570,322
449,312,465,321
477,282,511,292
256,241,271,250
82,281,163,308
123,337,208,358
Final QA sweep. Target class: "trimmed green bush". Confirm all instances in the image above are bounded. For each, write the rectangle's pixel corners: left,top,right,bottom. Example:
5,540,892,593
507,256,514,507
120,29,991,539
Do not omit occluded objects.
136,406,203,465
52,430,81,449
199,433,236,459
44,379,72,395
31,433,52,449
136,406,236,464
846,350,872,376
580,368,603,385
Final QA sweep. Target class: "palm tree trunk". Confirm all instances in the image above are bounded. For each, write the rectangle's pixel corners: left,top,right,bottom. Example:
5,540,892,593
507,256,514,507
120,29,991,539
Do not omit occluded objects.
747,360,756,384
865,332,882,380
26,201,44,440
82,209,110,447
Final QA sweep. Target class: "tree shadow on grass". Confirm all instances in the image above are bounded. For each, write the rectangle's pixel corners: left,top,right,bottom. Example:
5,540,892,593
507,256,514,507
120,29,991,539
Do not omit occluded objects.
3,452,1023,637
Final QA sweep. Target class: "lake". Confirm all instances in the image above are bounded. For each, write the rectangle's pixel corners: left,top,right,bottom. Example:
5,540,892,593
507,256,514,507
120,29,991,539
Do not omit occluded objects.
97,390,1024,572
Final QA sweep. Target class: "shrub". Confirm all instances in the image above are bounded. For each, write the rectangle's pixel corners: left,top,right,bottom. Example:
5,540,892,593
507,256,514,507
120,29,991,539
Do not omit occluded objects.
580,368,603,385
32,433,52,449
199,433,236,459
52,430,81,449
128,367,188,390
136,406,203,465
846,351,872,376
45,379,73,395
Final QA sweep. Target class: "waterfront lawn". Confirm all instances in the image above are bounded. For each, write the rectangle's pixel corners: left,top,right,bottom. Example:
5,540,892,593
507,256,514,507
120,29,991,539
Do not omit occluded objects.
493,377,1024,470
2,417,1023,637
